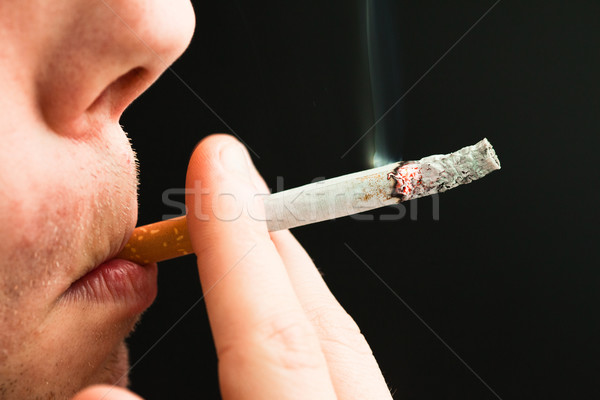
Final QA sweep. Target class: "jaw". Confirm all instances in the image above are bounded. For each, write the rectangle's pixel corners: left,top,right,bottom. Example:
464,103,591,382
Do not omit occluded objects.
0,338,132,399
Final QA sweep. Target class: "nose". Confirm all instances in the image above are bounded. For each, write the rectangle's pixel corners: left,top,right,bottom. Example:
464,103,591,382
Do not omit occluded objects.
36,0,196,133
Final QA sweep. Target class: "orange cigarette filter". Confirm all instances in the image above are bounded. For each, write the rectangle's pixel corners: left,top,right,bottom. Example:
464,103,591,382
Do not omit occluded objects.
116,216,193,264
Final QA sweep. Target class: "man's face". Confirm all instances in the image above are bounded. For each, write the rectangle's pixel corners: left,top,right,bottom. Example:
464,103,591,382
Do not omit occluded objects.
0,1,194,397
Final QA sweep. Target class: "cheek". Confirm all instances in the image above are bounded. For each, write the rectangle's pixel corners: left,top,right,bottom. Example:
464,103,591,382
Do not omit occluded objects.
0,125,139,373
0,124,141,395
0,125,138,305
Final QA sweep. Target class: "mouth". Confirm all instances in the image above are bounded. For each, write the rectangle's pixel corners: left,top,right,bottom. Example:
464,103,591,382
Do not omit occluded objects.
60,228,158,316
62,257,157,314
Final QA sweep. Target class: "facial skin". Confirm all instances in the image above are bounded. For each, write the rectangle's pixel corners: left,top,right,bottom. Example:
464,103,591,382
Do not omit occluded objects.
0,1,194,398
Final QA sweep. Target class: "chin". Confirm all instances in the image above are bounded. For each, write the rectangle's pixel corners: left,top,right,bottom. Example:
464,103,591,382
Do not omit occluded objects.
97,340,132,388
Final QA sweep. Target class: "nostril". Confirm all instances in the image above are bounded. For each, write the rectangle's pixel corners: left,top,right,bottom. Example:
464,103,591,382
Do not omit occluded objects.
87,67,149,120
110,67,147,94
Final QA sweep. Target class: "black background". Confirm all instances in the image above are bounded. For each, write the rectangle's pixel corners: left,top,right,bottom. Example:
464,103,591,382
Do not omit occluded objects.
122,1,599,399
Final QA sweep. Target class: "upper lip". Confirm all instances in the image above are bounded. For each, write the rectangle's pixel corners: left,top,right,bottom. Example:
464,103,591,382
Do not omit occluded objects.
71,224,137,285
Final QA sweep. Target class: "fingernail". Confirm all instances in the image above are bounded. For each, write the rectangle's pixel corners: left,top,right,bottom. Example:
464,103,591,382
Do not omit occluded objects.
220,141,251,177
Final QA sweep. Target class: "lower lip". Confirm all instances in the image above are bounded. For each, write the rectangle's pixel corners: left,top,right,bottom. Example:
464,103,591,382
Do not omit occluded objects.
63,259,157,315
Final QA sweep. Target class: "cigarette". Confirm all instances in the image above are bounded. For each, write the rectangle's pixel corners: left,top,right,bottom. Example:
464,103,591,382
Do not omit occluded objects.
117,138,500,264
117,216,192,264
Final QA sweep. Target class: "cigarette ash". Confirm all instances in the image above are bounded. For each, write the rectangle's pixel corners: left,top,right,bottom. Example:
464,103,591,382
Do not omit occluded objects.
387,139,501,202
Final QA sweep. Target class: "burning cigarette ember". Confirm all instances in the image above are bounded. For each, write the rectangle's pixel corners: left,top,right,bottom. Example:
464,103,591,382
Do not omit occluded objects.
387,164,422,198
117,138,500,264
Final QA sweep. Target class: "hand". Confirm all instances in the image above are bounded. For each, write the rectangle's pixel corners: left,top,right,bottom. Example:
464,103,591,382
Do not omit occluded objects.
73,134,392,399
185,134,392,399
71,385,142,400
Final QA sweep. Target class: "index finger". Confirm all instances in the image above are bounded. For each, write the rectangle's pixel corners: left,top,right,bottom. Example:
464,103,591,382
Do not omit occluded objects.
185,135,336,400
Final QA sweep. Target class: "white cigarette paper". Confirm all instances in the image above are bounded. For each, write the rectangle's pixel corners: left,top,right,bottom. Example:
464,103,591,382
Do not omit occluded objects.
264,138,500,231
